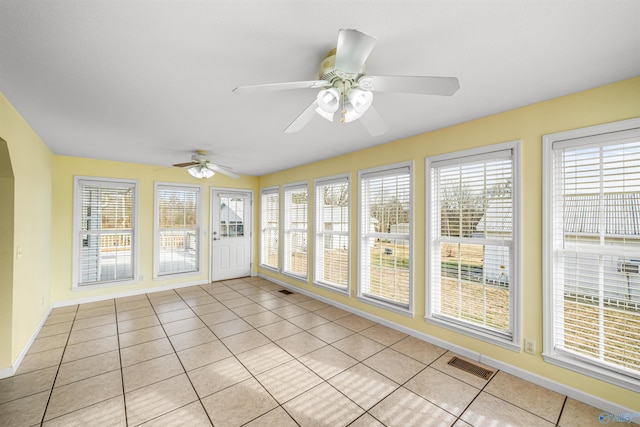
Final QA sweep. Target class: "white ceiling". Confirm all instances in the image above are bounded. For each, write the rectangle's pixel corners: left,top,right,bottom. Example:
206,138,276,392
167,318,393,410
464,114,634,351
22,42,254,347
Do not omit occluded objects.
1,1,639,176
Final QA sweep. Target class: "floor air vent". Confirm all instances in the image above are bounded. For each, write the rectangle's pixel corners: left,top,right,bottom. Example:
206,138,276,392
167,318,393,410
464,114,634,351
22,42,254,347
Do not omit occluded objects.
447,357,494,380
278,289,293,295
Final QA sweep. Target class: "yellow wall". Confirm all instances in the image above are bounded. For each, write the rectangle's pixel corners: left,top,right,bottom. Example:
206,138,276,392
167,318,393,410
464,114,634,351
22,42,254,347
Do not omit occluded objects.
258,76,640,410
51,156,260,302
0,92,53,368
0,139,15,369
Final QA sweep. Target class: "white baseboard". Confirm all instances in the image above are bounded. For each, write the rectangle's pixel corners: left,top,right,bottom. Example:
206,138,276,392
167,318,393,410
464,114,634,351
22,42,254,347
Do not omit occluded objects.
0,305,52,380
258,273,636,416
0,365,14,379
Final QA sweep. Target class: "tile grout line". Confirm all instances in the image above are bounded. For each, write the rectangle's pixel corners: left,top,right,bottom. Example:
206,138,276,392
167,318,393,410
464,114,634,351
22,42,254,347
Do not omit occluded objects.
144,289,216,427
194,281,288,424
479,377,567,425
450,368,496,426
203,280,382,425
196,282,304,425
115,297,130,427
38,304,80,426
236,282,400,424
218,281,414,424
228,280,464,425
555,396,568,427
43,303,127,423
166,281,313,424
223,279,332,427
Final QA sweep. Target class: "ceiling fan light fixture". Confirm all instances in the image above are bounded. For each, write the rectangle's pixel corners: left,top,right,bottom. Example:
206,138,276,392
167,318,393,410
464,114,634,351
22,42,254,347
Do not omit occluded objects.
348,88,373,115
342,102,364,123
316,88,340,114
314,106,334,121
188,164,215,179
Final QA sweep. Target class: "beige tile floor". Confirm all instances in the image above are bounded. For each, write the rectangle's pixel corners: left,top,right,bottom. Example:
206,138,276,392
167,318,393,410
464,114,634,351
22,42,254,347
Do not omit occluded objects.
0,277,632,427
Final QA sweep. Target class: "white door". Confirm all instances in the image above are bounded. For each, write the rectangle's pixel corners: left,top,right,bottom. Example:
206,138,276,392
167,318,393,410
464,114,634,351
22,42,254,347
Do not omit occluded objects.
211,190,252,281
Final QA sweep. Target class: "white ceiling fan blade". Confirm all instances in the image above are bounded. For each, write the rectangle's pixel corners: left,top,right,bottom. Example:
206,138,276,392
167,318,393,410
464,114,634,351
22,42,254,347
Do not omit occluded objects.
359,106,389,137
359,75,460,96
233,80,330,94
206,164,240,179
284,100,319,133
335,29,377,74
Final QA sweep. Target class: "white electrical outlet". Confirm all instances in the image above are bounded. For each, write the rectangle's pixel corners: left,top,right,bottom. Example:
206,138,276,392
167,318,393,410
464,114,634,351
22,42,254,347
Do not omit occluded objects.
524,339,536,355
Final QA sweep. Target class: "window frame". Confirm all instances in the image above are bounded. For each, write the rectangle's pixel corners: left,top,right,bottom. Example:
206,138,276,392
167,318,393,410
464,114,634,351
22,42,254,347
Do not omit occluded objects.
426,141,521,351
260,186,280,272
283,181,309,280
153,182,203,279
358,161,414,315
314,173,350,295
72,176,139,290
543,118,640,392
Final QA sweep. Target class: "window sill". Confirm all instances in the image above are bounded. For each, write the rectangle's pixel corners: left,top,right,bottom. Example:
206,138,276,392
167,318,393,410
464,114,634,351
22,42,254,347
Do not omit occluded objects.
153,270,200,281
543,351,640,393
72,278,138,291
358,294,413,317
313,281,349,296
425,315,520,352
282,271,308,283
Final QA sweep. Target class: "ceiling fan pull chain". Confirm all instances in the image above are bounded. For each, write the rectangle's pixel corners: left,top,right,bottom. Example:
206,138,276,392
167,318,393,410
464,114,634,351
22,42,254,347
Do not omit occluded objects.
340,82,346,123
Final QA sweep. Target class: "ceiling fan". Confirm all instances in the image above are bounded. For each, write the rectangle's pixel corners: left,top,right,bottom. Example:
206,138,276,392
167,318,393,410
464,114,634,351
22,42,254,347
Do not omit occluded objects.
172,150,239,179
233,29,460,137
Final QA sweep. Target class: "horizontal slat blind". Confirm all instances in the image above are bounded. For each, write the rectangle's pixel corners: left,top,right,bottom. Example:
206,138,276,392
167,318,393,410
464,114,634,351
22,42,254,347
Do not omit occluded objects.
76,179,135,286
284,184,308,278
260,188,279,269
430,150,514,338
552,134,640,377
156,185,199,276
360,165,411,308
315,176,349,290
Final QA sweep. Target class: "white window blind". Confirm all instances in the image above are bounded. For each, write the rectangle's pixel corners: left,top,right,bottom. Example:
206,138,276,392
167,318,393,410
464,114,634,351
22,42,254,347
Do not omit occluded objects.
315,175,349,291
75,178,136,287
260,187,280,269
284,183,308,278
549,128,640,380
429,148,515,341
360,164,412,310
155,184,200,277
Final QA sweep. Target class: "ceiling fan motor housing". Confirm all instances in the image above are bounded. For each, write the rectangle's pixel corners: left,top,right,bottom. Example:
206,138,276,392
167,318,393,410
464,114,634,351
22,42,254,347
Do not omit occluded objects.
319,49,365,92
192,153,210,163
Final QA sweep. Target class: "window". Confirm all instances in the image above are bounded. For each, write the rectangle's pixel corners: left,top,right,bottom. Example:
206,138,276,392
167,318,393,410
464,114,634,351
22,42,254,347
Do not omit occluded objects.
260,187,280,270
283,182,309,279
427,142,520,349
219,195,246,238
154,183,201,277
359,162,413,313
315,174,350,292
73,177,137,288
543,119,640,390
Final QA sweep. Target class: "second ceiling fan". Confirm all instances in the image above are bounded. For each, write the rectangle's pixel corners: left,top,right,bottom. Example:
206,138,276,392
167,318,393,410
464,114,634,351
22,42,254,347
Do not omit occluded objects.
233,29,460,136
